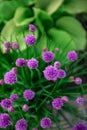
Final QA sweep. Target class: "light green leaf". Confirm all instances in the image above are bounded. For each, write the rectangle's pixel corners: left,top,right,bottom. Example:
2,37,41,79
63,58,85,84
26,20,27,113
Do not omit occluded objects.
56,16,86,50
63,0,87,14
35,0,64,15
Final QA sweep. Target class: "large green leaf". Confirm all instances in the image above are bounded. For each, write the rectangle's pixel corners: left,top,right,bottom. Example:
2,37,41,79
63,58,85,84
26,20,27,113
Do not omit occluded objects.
0,1,22,22
34,8,53,33
56,16,86,50
47,28,76,55
63,0,87,14
35,0,64,15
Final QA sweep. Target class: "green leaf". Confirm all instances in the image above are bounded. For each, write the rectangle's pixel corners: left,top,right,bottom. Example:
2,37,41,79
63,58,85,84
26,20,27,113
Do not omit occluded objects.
14,7,33,26
56,16,86,50
47,28,76,52
35,0,64,15
34,8,53,32
63,0,87,14
0,1,22,22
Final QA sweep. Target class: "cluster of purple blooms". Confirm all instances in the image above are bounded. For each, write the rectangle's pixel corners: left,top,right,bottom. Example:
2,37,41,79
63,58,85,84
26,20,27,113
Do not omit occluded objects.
0,24,85,129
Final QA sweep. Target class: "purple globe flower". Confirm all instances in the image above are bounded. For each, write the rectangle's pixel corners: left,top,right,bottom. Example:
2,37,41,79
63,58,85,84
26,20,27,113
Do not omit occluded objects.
61,96,69,103
4,41,10,48
4,71,17,85
1,99,12,109
52,98,63,110
12,42,19,50
76,97,84,105
16,58,25,67
29,24,36,32
23,89,35,101
42,51,54,63
73,123,87,130
54,61,61,68
43,65,58,81
22,104,29,112
75,77,82,85
57,69,66,79
11,67,18,74
32,128,38,130
5,47,10,53
67,51,78,62
27,58,38,69
8,106,15,113
40,117,51,129
10,94,19,101
15,119,28,130
0,113,11,128
25,34,36,46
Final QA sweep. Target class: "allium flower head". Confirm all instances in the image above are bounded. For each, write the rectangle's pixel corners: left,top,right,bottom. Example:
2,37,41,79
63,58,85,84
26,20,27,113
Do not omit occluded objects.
75,77,82,85
12,42,19,50
22,104,29,112
73,123,87,130
43,65,58,81
8,106,15,113
15,119,28,130
5,47,10,53
67,51,78,62
57,69,66,78
40,117,51,129
76,97,84,105
54,61,61,68
25,34,36,46
10,94,19,101
0,79,4,85
42,51,54,63
61,96,69,103
4,71,17,85
11,67,18,74
4,41,10,48
23,89,35,101
52,98,63,110
0,113,11,128
42,47,47,52
16,58,25,67
1,99,12,109
27,58,38,69
29,24,36,32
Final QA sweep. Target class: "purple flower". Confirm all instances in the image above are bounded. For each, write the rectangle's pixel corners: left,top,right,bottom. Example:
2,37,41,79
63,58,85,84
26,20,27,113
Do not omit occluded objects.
0,113,11,128
27,58,38,69
11,67,18,74
40,117,51,129
76,97,84,105
25,34,36,46
73,123,87,130
57,69,66,79
69,76,74,81
32,128,38,130
12,42,19,50
42,51,54,63
1,99,12,109
0,79,4,85
22,104,29,112
4,41,10,48
43,65,58,81
15,119,28,130
42,47,47,52
10,94,19,101
4,71,17,85
8,106,15,113
54,61,61,68
23,89,35,101
61,96,69,103
5,47,10,53
29,24,36,32
75,77,82,85
16,58,25,67
52,98,63,110
67,51,78,62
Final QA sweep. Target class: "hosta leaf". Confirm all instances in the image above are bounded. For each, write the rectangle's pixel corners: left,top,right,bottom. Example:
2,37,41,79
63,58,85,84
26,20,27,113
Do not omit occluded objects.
56,16,86,50
35,0,64,15
14,7,33,26
47,28,76,61
63,0,87,14
34,8,53,32
0,1,22,22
